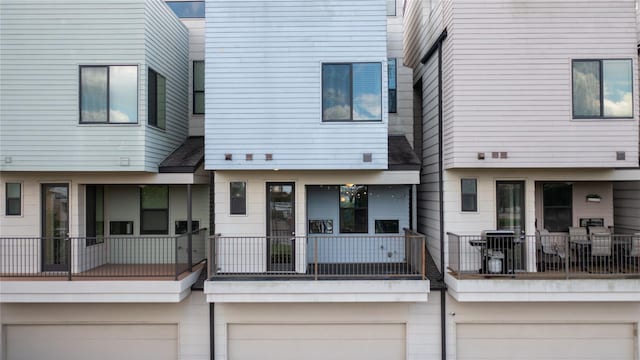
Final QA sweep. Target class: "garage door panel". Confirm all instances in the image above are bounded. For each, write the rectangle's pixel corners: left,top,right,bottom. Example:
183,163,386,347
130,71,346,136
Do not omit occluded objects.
228,323,405,360
5,324,177,360
457,323,635,360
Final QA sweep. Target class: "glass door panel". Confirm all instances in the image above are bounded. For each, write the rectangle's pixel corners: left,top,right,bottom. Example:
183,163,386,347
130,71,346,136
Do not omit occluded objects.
267,182,295,272
496,181,525,271
42,184,69,271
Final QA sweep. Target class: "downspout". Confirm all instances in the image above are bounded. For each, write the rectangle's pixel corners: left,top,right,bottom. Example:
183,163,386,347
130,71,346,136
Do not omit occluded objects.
420,27,448,360
210,303,215,360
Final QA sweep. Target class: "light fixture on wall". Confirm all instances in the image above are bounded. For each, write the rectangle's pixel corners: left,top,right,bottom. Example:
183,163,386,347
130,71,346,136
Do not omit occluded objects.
586,194,601,203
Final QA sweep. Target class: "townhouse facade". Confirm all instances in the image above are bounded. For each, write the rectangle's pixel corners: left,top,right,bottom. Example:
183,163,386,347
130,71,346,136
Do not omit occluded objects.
404,0,640,358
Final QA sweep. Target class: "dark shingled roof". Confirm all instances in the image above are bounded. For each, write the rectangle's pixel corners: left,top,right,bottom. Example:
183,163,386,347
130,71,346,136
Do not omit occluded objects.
388,135,421,171
159,136,204,173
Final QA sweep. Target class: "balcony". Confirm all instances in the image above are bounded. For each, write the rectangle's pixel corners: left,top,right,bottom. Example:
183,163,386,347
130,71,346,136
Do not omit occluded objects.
204,230,431,303
446,232,640,302
0,229,207,302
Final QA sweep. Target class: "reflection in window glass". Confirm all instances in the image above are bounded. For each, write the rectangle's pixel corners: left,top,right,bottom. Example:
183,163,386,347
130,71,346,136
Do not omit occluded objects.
148,68,167,129
322,63,381,121
573,59,632,118
193,61,205,114
6,183,21,216
388,58,397,113
80,67,108,122
141,186,169,234
461,179,477,212
109,66,138,123
166,1,205,18
230,181,246,215
603,60,633,117
543,183,572,232
339,185,368,233
322,64,351,121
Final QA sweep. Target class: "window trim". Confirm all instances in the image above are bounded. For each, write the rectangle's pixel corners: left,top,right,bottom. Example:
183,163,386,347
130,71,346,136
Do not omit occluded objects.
78,65,139,124
460,178,478,212
140,186,169,235
571,58,634,120
321,62,383,123
193,60,205,115
5,182,22,217
148,67,167,130
229,181,247,216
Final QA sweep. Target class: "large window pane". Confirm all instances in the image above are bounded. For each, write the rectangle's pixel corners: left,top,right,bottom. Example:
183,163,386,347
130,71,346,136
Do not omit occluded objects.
166,1,205,18
141,185,169,234
353,63,382,120
193,61,205,114
6,183,21,216
603,60,632,117
86,185,104,245
322,64,352,121
80,67,108,122
461,178,477,212
388,58,397,113
572,60,601,117
230,181,246,215
339,185,368,233
543,183,572,232
109,66,138,123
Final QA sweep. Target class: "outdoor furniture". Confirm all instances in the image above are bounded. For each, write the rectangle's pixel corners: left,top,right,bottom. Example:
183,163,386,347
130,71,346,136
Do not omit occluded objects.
537,229,566,271
480,230,516,274
624,233,640,273
589,227,612,273
569,227,589,270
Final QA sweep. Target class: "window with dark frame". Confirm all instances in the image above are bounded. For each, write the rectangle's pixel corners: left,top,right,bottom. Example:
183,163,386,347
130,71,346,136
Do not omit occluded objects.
193,61,205,114
388,58,397,113
375,220,399,233
322,63,382,122
339,185,368,233
175,220,200,235
79,65,138,123
86,185,105,246
148,68,167,129
461,179,477,212
166,1,205,18
230,181,246,215
5,183,21,216
572,59,633,118
140,186,169,234
543,183,573,232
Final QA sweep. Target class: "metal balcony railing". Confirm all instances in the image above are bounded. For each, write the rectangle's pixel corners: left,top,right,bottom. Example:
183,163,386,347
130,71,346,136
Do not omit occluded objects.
447,232,640,279
0,228,207,280
209,229,427,280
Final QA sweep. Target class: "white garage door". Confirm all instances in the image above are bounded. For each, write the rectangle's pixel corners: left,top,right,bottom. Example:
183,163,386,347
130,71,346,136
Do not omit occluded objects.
228,323,405,360
4,324,177,360
457,323,635,360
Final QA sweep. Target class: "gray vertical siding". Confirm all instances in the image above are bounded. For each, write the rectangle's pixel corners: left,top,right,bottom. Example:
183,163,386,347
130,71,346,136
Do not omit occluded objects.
613,181,640,233
145,0,190,171
0,0,188,172
204,0,389,170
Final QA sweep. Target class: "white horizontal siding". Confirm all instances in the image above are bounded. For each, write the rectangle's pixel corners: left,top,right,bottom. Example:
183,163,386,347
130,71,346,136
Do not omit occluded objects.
613,181,640,233
204,0,389,170
447,0,639,168
145,0,190,171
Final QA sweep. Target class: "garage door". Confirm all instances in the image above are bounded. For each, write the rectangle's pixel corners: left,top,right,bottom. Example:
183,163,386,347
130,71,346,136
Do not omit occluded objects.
4,324,177,360
228,323,405,360
457,323,635,360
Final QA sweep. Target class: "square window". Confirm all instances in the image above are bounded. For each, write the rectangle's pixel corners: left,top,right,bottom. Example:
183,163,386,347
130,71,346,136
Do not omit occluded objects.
322,63,382,121
572,59,633,118
230,181,246,215
461,179,477,212
80,65,138,123
148,68,167,129
5,182,21,216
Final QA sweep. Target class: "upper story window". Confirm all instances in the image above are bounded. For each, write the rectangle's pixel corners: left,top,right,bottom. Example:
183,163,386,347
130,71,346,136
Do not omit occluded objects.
572,59,633,119
166,1,205,18
80,65,138,123
5,182,21,216
148,68,167,129
193,61,205,115
386,0,396,16
322,63,382,122
388,58,397,113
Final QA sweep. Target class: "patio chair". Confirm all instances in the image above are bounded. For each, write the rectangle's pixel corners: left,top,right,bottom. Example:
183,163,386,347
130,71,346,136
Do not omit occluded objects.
569,227,588,271
537,229,566,271
624,233,640,273
589,227,612,273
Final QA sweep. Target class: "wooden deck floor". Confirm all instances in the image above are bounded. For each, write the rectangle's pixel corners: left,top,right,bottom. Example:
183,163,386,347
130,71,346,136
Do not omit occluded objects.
0,263,203,281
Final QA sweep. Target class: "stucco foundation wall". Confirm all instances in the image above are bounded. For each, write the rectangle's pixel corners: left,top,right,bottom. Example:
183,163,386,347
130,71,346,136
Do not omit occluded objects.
445,294,640,360
0,291,209,360
213,300,442,360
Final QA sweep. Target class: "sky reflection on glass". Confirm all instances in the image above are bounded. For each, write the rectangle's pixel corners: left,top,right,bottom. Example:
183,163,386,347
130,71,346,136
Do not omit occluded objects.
353,63,381,121
572,61,600,117
603,60,632,117
323,63,381,121
322,64,351,121
81,67,108,122
166,1,205,18
109,66,138,123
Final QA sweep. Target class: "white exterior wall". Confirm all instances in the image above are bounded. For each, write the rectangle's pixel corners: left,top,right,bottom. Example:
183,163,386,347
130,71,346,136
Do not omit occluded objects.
204,0,389,170
145,0,190,171
446,295,640,360
614,181,640,233
446,0,638,169
0,291,210,360
213,300,442,360
0,0,189,172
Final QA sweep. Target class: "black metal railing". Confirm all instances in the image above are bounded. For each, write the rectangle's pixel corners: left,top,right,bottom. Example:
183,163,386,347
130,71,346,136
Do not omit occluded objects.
209,229,427,280
447,232,640,279
0,228,207,280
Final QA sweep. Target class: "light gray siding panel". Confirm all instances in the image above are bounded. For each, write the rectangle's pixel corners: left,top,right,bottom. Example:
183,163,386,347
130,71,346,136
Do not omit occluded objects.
447,0,639,168
0,0,146,171
204,0,389,170
613,181,640,233
145,0,190,171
